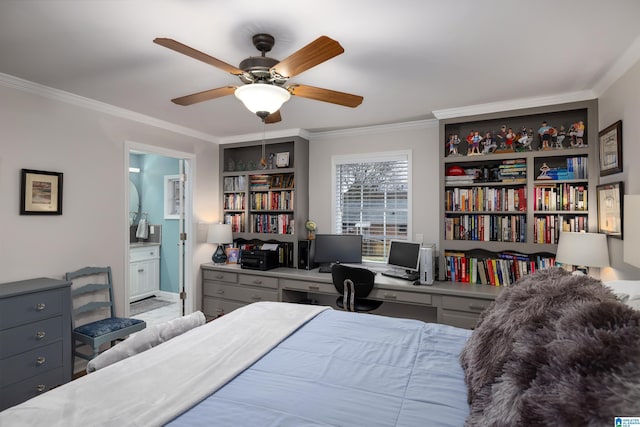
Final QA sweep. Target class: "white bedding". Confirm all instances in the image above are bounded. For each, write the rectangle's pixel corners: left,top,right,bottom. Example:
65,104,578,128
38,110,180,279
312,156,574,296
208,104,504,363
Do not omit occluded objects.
0,302,329,427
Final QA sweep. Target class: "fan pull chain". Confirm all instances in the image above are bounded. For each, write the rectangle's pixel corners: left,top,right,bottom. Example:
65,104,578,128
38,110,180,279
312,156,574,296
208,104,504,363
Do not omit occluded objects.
260,120,267,169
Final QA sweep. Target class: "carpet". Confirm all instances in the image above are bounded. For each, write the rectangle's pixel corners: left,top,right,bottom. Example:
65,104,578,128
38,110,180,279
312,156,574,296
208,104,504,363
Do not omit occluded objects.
130,297,173,316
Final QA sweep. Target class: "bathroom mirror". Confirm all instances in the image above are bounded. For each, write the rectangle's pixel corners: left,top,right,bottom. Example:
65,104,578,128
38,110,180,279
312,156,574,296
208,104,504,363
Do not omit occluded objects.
129,180,140,225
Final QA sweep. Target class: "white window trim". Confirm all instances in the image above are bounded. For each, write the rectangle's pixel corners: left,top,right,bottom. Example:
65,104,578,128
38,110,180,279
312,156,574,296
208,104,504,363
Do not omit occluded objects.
331,149,413,241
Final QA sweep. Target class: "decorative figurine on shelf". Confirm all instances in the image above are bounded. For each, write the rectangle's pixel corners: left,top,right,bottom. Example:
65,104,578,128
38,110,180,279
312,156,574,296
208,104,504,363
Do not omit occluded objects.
268,152,275,169
516,126,533,151
247,160,257,171
447,134,461,156
505,127,516,151
468,131,483,155
305,220,317,240
555,125,567,148
236,160,245,171
482,131,497,154
538,121,552,150
495,125,507,149
568,121,585,147
227,158,235,172
537,162,552,180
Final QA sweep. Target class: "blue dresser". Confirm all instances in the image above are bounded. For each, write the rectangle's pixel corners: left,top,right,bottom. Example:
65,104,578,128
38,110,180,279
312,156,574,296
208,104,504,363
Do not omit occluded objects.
0,277,72,410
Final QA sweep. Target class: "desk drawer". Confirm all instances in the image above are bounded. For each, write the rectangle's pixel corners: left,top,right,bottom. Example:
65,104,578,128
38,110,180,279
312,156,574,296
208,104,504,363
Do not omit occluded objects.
202,270,238,284
203,282,278,304
368,288,432,306
280,279,335,294
0,289,64,330
0,317,63,359
441,311,481,330
0,366,65,411
0,342,63,386
442,296,492,314
238,274,278,289
202,297,245,318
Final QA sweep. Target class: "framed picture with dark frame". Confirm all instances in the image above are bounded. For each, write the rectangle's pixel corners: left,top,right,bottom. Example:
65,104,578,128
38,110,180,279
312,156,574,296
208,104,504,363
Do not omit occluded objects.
270,174,284,189
20,169,63,215
597,181,623,239
599,120,623,176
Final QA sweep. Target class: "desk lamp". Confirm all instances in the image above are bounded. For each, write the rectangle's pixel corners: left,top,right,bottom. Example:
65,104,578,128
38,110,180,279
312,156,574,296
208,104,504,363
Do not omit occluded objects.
555,231,609,276
207,223,233,264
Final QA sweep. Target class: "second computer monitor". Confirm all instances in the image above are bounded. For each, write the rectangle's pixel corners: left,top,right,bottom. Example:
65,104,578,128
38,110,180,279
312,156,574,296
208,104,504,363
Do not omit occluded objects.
313,234,363,265
387,240,421,272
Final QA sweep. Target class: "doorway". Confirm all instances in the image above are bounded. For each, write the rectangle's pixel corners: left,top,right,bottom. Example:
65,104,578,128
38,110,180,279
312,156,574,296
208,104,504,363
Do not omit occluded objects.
125,141,195,325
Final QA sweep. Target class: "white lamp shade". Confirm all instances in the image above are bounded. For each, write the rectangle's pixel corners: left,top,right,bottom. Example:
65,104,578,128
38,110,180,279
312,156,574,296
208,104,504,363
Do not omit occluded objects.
556,232,609,267
207,223,233,245
234,84,291,114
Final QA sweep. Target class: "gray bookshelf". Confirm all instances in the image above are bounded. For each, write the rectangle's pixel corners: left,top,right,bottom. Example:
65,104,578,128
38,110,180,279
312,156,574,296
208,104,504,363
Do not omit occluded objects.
438,100,598,282
220,135,309,266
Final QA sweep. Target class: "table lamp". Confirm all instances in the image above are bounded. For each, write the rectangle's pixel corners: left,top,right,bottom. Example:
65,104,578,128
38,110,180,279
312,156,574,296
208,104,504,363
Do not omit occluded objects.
207,223,233,264
555,231,609,275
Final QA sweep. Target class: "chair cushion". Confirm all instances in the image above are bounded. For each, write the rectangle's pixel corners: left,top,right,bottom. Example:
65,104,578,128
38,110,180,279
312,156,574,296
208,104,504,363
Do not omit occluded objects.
75,317,145,338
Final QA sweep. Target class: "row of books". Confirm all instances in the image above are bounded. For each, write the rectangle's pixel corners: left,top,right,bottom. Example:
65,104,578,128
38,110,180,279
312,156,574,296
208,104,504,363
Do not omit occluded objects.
445,186,526,212
223,213,245,233
444,251,556,286
498,159,526,181
533,214,588,244
249,174,271,191
444,214,526,242
250,190,294,211
534,183,587,211
250,214,295,234
223,176,247,192
223,193,245,211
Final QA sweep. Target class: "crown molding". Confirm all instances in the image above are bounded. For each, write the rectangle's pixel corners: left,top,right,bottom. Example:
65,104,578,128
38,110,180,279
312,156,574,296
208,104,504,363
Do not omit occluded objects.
0,73,220,143
218,128,311,144
309,119,438,139
432,91,596,120
592,34,640,96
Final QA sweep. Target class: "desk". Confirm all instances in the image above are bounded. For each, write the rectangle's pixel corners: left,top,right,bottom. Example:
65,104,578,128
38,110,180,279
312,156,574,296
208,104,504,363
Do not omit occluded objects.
201,263,503,329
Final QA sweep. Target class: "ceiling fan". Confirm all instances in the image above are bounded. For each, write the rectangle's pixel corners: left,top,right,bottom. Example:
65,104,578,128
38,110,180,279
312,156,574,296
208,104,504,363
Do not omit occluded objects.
153,34,363,123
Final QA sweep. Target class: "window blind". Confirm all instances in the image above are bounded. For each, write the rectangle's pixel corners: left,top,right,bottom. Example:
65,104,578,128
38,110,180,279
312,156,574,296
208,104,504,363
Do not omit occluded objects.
333,153,410,261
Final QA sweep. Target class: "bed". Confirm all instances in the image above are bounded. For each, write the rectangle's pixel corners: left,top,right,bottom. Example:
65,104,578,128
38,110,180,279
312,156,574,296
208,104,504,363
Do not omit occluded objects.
1,268,638,426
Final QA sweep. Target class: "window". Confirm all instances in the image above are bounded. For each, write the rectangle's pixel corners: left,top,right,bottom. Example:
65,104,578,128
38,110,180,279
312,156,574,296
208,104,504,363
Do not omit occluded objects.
333,151,411,262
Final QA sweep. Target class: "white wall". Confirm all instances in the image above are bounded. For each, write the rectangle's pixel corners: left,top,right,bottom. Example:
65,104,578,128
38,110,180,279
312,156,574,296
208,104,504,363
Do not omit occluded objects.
598,57,640,280
0,84,219,312
308,121,440,247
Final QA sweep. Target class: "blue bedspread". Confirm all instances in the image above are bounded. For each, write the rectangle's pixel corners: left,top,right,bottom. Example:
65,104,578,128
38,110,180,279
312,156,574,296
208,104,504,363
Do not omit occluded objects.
168,309,472,426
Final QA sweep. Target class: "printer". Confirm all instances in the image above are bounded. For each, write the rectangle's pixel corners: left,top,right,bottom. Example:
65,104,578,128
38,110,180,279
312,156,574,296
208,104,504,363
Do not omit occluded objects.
240,249,279,271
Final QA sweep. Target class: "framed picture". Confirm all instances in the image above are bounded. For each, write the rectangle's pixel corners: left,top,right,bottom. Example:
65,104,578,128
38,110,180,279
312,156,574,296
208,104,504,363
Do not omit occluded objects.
276,152,290,168
20,169,63,215
225,247,240,264
270,174,284,189
285,174,295,188
599,120,622,176
597,181,623,239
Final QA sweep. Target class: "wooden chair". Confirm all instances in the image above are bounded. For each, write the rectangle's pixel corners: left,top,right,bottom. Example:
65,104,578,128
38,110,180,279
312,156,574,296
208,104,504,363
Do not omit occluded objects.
65,266,146,361
331,264,383,312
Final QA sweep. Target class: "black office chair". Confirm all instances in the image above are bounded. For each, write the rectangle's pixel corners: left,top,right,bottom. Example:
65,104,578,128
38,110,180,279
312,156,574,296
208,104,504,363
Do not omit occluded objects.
331,264,383,313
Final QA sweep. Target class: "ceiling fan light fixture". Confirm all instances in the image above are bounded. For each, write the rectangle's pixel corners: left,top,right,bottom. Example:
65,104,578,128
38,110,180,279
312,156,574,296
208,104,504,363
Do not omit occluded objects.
234,84,291,117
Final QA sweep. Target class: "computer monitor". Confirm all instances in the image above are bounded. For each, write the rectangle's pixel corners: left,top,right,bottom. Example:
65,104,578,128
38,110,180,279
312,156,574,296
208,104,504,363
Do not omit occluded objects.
387,240,421,273
313,234,363,269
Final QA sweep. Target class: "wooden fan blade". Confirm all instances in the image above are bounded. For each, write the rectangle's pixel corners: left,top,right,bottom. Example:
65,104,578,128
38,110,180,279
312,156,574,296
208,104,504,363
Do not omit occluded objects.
264,110,282,124
272,36,344,79
289,84,363,108
171,86,236,106
154,38,245,76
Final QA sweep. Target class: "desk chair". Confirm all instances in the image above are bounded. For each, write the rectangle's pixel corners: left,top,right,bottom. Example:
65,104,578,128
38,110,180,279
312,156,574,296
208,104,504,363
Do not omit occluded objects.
331,264,383,312
65,266,146,361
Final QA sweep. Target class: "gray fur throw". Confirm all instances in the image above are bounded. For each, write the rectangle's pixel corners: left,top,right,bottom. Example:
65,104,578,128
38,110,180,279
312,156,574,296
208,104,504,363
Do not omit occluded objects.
460,267,640,426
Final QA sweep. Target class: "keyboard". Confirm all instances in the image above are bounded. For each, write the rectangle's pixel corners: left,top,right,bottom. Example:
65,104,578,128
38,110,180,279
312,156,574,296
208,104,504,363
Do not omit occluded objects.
381,270,419,281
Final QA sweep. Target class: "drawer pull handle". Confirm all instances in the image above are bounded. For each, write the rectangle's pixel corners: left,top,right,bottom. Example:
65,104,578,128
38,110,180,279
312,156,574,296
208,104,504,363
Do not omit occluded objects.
36,356,46,365
251,295,262,300
36,331,46,339
468,304,485,311
138,269,145,273
384,293,397,300
216,290,224,294
36,303,46,311
215,275,224,279
309,285,320,291
36,384,46,393
253,280,263,284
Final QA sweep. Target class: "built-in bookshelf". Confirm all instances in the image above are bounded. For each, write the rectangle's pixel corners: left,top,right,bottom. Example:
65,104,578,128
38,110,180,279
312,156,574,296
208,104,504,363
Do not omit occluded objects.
219,136,309,266
438,100,598,285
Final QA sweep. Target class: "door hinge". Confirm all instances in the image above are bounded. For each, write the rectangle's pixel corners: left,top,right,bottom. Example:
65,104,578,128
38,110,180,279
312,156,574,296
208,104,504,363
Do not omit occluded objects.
180,291,187,300
180,232,187,241
179,173,186,182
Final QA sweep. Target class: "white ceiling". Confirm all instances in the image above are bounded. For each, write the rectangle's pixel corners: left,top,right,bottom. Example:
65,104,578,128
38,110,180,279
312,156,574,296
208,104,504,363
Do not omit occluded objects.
1,0,640,141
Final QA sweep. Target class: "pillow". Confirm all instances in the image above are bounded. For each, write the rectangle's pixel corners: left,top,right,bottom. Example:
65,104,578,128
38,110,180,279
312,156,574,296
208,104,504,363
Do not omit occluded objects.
604,280,640,307
86,311,206,373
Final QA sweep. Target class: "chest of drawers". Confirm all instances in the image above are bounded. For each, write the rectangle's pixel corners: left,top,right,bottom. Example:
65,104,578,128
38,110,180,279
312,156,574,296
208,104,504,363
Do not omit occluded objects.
0,278,72,410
